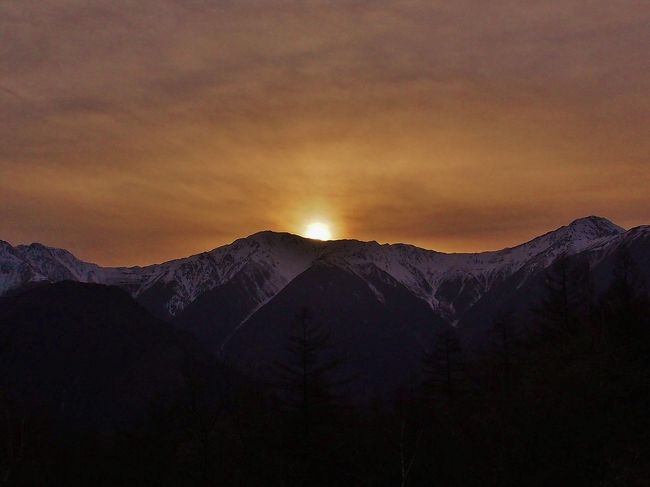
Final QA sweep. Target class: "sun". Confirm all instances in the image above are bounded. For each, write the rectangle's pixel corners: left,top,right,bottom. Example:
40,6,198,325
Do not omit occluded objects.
304,222,332,241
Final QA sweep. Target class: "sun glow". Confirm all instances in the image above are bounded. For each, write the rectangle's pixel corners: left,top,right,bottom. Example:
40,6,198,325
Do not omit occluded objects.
304,222,332,241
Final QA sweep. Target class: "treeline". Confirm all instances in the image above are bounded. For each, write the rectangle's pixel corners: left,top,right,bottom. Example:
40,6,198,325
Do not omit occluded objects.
2,253,650,486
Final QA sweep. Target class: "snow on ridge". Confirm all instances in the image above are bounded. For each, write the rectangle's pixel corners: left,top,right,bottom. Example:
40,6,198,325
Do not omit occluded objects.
316,217,627,310
0,216,632,318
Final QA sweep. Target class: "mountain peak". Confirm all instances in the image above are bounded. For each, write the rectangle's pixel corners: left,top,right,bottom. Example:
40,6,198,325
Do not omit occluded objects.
242,230,318,247
565,216,625,236
246,230,304,240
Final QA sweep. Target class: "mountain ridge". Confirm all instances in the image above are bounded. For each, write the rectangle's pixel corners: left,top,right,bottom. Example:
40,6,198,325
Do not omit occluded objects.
0,216,627,336
0,215,627,267
2,215,649,387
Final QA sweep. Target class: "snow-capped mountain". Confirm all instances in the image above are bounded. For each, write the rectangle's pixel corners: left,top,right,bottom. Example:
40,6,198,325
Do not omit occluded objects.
0,216,632,324
3,215,647,392
1,232,321,316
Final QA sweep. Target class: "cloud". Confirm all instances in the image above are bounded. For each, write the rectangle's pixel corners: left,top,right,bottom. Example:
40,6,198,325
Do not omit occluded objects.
0,0,648,264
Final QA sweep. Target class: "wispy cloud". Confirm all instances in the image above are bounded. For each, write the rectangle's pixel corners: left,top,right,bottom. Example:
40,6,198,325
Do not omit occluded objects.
1,0,648,264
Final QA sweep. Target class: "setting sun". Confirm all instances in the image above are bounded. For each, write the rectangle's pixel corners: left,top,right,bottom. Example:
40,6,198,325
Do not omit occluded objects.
304,222,332,241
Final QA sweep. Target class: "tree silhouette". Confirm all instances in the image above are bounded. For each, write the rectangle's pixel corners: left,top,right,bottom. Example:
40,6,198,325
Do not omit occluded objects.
599,244,649,341
535,256,593,342
273,306,346,486
422,326,464,402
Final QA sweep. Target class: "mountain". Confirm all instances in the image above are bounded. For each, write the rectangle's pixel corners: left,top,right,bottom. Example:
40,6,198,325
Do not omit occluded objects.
0,216,629,319
0,281,217,431
456,221,650,349
1,216,648,392
222,261,447,396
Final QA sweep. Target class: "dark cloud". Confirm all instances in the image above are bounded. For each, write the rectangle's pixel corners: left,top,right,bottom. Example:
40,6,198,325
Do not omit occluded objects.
0,0,648,264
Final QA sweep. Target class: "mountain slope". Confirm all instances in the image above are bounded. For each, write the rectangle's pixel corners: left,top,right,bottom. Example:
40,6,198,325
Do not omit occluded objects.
222,261,447,397
457,223,650,351
0,281,215,431
0,217,629,333
2,216,646,396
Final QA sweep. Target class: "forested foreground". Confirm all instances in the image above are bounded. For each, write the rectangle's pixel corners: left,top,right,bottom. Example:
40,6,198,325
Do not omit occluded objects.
2,257,650,487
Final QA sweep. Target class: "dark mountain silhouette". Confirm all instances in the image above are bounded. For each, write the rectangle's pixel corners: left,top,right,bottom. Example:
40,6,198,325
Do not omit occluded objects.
223,262,447,397
0,281,215,432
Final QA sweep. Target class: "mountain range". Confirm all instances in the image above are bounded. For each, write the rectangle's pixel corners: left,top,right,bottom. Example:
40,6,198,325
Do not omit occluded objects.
2,216,649,395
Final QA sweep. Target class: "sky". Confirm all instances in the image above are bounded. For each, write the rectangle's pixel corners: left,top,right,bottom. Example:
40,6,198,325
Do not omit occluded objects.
1,0,648,266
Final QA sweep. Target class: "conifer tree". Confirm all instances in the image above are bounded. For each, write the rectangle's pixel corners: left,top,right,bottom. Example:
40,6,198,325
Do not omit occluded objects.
422,326,463,402
273,307,345,486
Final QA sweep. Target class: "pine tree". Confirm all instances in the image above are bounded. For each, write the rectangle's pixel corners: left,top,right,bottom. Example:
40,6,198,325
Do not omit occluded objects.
535,256,593,342
600,244,649,341
273,307,346,486
422,326,463,402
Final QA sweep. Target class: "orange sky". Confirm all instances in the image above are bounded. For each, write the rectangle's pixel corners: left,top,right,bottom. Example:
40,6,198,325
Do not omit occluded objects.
1,0,649,266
